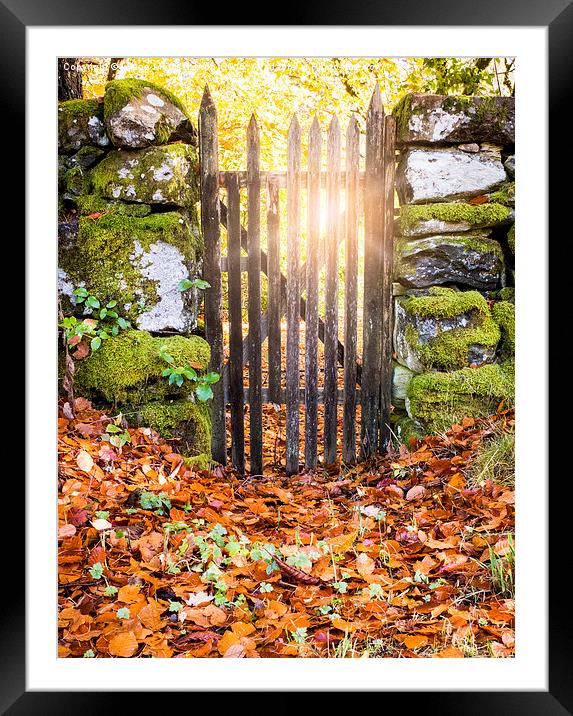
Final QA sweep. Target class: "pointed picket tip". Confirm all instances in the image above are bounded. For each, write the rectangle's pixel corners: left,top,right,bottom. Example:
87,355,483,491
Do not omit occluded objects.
288,113,301,137
368,84,383,114
200,84,215,110
328,114,340,133
248,112,259,134
310,115,321,132
346,113,359,137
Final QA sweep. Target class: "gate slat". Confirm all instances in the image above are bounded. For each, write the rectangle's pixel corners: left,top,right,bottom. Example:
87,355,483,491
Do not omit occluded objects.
343,115,360,464
305,117,321,470
361,86,385,459
286,115,301,476
324,115,341,464
380,114,396,451
247,115,263,475
266,178,281,405
199,87,226,465
226,173,245,473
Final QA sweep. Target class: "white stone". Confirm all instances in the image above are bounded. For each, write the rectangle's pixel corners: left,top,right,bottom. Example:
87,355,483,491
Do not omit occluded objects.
397,148,507,204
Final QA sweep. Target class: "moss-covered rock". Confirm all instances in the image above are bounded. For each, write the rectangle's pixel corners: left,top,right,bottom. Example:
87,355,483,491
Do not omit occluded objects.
398,202,511,237
89,144,199,206
393,287,500,372
65,145,106,171
74,329,210,405
61,165,91,200
134,398,211,458
492,300,515,358
406,363,514,432
395,231,505,290
58,209,203,332
58,99,110,153
393,94,515,145
104,78,196,149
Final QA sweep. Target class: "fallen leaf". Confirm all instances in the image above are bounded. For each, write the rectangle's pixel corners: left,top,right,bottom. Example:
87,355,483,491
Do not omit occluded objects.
406,485,427,501
91,518,112,531
108,631,138,657
76,450,94,473
58,524,76,539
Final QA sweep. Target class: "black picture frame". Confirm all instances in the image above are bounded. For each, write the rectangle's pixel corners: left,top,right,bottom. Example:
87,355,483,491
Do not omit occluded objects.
8,1,569,712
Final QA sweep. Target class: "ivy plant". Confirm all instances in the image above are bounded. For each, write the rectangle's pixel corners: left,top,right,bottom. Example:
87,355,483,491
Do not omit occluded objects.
158,345,220,401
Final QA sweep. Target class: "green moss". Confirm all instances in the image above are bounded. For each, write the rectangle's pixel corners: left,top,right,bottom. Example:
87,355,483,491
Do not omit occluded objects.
400,287,489,320
104,78,190,121
59,211,202,321
184,454,214,471
76,194,151,217
407,363,514,432
74,329,210,405
134,399,211,458
62,166,89,197
59,98,102,119
492,301,515,357
497,287,515,303
507,224,515,253
399,202,510,232
488,182,515,207
393,94,414,138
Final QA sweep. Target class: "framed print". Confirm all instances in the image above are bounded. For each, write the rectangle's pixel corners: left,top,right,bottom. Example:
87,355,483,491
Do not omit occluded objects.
4,0,569,711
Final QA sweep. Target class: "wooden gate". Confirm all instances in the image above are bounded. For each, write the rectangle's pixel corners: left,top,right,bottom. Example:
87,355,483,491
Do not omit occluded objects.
199,85,395,476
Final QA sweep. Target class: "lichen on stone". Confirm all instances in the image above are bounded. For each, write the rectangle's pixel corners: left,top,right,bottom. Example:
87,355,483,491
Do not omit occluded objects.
89,143,199,206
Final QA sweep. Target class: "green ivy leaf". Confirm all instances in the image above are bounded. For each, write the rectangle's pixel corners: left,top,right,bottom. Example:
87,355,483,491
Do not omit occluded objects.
89,562,104,579
90,336,102,351
195,384,213,402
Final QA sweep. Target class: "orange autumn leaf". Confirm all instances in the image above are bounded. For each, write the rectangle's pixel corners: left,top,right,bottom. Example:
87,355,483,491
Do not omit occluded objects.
434,647,464,658
138,600,166,631
327,531,358,554
231,622,256,637
217,630,241,656
108,631,139,657
404,635,428,650
117,584,143,604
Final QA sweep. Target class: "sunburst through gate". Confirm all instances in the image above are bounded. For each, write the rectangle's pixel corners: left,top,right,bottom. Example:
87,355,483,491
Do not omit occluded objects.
199,85,395,476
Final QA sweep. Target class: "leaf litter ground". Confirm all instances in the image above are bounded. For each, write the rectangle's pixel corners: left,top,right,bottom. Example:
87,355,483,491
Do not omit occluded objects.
58,399,515,658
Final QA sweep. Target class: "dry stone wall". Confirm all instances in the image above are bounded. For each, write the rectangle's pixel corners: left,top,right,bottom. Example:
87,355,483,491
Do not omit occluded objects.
390,93,515,443
58,79,211,464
